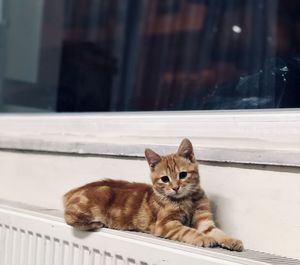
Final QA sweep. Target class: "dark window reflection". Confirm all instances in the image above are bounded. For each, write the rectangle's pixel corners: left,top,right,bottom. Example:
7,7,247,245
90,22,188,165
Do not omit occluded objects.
1,0,300,112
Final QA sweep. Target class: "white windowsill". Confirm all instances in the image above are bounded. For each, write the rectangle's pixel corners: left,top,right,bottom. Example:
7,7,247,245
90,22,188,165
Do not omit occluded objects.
0,109,299,167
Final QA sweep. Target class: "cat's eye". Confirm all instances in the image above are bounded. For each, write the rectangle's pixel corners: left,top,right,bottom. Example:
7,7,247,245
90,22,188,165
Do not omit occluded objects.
160,176,170,183
179,171,188,179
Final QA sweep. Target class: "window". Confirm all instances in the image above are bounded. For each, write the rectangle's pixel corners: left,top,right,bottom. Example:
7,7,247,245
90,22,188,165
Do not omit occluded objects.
0,0,299,112
0,0,299,167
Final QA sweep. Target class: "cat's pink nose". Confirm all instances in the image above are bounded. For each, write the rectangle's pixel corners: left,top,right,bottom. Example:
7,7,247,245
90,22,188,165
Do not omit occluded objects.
172,187,180,192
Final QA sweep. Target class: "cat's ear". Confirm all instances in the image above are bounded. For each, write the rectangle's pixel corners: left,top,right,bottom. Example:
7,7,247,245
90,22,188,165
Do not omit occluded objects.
177,138,195,162
145,148,161,168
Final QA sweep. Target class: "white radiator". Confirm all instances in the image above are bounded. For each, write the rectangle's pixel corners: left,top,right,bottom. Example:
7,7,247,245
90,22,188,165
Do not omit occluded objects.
0,201,299,265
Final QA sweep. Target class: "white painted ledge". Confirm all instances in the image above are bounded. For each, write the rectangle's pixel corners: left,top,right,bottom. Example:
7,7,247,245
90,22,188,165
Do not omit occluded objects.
0,110,299,166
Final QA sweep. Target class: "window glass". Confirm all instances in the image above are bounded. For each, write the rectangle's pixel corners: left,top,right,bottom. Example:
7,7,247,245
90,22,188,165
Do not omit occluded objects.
0,0,299,112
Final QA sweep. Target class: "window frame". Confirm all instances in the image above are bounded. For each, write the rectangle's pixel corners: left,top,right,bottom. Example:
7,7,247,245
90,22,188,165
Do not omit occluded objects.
0,109,299,167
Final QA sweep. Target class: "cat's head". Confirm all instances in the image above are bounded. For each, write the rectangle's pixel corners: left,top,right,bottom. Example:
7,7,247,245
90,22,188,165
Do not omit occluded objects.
145,138,200,200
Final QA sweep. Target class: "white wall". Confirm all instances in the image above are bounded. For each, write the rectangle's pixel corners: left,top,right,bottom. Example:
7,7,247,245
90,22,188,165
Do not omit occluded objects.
0,150,299,259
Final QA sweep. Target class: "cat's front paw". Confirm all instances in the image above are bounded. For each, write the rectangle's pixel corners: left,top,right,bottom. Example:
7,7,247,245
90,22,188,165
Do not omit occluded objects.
219,237,244,252
196,236,218,248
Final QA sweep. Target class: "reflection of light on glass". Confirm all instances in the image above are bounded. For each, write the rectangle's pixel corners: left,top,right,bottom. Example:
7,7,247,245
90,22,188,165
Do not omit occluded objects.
232,25,242,33
280,66,288,72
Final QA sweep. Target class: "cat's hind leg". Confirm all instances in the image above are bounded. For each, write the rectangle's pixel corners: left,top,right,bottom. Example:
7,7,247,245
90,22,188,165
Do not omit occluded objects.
64,210,104,231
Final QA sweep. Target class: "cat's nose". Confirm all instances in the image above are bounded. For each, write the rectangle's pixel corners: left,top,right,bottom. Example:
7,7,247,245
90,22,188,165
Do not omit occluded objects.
172,186,180,192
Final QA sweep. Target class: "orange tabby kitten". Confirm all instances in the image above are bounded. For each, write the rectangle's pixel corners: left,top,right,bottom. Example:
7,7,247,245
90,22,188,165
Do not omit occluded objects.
64,138,243,251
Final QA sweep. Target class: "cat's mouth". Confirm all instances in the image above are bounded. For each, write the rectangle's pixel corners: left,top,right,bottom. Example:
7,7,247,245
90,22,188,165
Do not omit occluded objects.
154,187,188,200
168,193,188,201
168,189,187,199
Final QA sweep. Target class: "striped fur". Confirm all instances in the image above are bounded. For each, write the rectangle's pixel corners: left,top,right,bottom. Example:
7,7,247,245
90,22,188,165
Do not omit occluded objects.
64,138,243,251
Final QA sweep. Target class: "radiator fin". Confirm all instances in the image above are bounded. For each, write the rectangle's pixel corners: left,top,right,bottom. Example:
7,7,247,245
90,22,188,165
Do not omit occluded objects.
92,249,102,265
104,252,113,265
11,228,19,265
